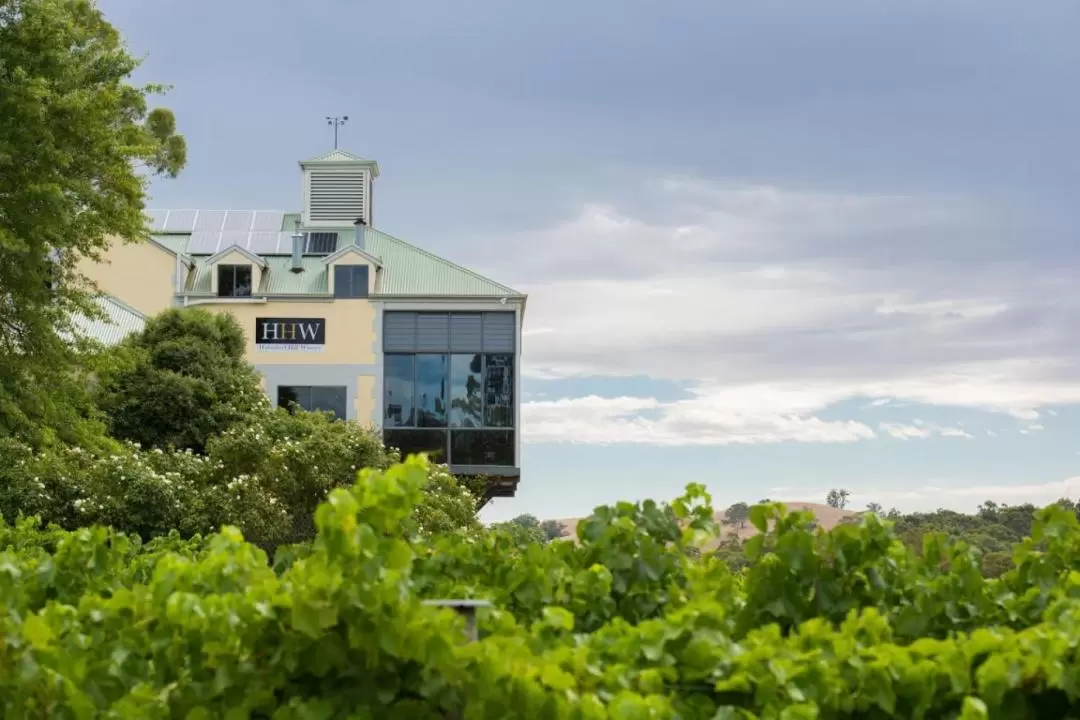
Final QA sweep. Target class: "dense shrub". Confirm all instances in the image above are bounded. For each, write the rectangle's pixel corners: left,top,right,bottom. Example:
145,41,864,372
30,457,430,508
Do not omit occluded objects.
0,408,479,554
95,309,265,452
5,456,1080,716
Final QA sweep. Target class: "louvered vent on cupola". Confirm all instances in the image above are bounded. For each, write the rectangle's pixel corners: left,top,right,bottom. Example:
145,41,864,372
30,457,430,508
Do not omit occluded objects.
299,150,380,228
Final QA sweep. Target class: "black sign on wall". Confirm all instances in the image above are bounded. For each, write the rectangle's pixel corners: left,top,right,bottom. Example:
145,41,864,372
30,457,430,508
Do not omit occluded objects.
255,317,326,352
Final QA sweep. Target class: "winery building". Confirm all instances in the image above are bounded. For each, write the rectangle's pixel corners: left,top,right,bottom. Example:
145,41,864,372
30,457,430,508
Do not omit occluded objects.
80,150,525,497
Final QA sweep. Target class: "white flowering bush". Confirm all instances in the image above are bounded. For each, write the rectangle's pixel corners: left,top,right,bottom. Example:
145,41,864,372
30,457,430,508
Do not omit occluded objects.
0,408,481,553
206,405,393,545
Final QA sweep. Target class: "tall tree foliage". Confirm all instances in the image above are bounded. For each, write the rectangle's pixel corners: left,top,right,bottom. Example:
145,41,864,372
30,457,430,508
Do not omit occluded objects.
96,309,263,452
0,0,185,446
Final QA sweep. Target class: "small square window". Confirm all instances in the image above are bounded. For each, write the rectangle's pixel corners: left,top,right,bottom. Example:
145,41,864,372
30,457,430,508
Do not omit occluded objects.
333,265,369,299
218,265,252,297
277,385,347,421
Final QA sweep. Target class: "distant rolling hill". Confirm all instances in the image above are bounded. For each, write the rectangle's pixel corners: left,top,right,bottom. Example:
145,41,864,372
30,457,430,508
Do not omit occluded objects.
545,501,857,549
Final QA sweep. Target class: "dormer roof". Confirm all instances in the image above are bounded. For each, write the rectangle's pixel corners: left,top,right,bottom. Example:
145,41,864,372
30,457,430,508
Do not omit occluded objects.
321,244,383,267
206,244,267,268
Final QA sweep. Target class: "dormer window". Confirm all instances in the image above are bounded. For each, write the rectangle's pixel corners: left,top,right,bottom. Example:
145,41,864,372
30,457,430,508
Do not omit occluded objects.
333,265,369,298
218,264,252,298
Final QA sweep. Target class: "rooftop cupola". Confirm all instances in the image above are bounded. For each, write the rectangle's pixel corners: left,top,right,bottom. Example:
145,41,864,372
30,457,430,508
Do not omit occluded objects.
299,149,380,228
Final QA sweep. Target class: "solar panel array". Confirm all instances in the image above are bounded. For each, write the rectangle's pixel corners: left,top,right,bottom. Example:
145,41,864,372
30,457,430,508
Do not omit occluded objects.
186,231,299,256
145,210,285,234
144,211,343,257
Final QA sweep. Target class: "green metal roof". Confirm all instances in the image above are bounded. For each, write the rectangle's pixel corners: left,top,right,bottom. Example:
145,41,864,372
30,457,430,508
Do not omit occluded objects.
72,295,147,346
365,227,522,297
186,256,329,296
150,216,523,299
151,235,189,254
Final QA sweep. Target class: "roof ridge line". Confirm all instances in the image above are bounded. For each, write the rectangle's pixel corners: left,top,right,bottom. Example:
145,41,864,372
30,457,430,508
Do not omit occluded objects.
372,228,524,297
98,293,148,320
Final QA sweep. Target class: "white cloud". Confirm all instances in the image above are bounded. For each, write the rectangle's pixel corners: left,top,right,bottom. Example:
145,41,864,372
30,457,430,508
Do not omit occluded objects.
846,476,1080,509
878,423,973,440
523,391,874,446
940,427,974,439
468,177,1080,446
879,423,931,440
522,391,986,446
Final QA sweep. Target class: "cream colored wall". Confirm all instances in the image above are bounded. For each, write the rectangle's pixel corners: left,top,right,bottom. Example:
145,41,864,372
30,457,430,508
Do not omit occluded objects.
191,299,377,365
79,237,176,316
355,375,376,424
208,249,263,294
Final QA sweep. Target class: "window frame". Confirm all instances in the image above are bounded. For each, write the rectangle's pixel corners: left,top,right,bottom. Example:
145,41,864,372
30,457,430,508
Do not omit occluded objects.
333,264,370,299
276,385,348,421
382,351,516,468
217,264,253,298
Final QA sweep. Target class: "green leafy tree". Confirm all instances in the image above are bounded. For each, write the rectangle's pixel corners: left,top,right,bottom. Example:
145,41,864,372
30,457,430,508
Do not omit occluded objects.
95,309,264,452
866,501,884,517
826,488,851,510
0,0,185,447
540,519,565,541
724,501,750,529
495,513,547,545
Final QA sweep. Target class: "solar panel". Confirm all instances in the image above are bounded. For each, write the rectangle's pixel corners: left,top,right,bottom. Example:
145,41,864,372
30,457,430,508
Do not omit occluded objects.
186,232,221,255
247,232,280,255
218,238,245,253
195,209,228,232
222,210,254,232
163,210,197,232
273,232,291,253
252,210,284,231
145,210,168,232
306,232,338,254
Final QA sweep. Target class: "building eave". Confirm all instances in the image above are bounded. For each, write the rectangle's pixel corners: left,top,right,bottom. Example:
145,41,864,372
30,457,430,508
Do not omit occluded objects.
205,244,268,268
320,245,383,267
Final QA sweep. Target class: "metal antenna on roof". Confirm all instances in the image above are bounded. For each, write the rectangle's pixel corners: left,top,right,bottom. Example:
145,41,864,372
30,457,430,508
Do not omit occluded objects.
326,116,348,149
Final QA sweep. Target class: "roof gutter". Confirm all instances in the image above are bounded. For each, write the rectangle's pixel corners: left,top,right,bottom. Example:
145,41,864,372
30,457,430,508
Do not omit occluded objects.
372,294,527,302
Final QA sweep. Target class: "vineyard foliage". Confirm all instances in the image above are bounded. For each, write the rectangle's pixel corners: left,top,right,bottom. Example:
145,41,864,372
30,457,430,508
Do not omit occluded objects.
4,457,1080,717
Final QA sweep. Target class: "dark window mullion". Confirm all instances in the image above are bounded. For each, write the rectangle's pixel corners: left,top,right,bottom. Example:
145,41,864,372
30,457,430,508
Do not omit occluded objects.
411,351,419,428
481,354,490,427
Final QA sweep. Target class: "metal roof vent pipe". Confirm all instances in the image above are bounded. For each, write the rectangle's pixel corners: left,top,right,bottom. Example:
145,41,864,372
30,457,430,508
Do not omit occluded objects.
354,217,366,250
290,230,305,272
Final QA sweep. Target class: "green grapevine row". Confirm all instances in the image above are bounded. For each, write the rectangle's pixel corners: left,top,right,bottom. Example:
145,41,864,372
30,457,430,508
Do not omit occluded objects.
3,456,1080,718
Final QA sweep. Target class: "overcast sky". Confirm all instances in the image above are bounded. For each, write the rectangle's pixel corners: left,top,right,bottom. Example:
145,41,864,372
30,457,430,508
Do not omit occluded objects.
102,0,1080,520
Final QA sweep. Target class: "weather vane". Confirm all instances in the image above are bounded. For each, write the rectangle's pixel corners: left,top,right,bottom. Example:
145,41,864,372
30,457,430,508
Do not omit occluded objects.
326,116,348,149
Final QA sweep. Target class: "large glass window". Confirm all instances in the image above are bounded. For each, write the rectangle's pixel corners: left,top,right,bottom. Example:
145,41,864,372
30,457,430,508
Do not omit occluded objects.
415,354,448,427
384,352,514,467
277,386,347,420
218,264,252,297
384,354,415,427
451,430,515,466
384,429,448,464
449,353,483,427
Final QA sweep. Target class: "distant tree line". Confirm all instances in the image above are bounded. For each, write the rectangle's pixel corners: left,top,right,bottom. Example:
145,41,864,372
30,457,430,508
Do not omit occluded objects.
706,488,1080,578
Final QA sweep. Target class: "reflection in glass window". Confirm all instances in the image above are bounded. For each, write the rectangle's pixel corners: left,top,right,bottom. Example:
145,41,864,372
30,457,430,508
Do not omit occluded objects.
384,354,415,427
484,354,514,427
415,354,448,427
449,354,483,427
450,429,514,466
218,265,253,298
384,429,448,464
310,387,347,419
278,386,303,412
277,386,347,421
